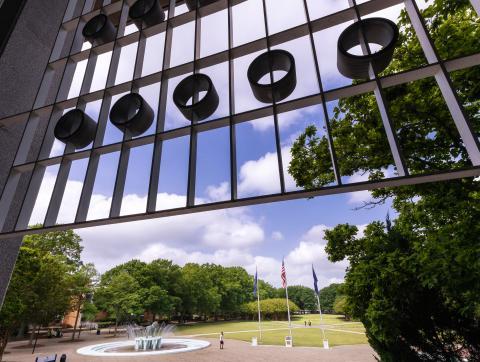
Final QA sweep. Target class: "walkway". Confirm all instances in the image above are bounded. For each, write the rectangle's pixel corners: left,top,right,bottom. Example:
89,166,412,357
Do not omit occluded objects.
3,330,377,362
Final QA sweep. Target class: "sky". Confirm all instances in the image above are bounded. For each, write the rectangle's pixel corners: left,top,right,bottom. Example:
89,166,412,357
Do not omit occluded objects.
25,0,437,289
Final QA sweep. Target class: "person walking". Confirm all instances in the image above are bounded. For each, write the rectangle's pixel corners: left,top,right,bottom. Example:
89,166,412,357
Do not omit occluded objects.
220,331,224,349
308,320,312,327
304,321,307,327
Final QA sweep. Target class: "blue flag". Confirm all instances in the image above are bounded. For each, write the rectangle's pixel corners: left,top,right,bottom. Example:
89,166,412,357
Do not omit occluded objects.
312,265,319,295
253,268,258,296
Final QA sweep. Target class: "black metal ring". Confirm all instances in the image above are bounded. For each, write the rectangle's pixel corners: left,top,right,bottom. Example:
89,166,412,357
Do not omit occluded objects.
337,17,399,79
129,0,165,29
185,0,219,11
54,109,96,149
173,74,219,121
82,14,116,44
247,49,297,103
109,93,154,136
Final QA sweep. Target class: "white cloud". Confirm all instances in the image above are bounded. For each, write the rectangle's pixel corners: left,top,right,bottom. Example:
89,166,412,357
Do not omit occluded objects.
238,150,281,196
28,172,351,288
238,146,298,197
206,182,230,202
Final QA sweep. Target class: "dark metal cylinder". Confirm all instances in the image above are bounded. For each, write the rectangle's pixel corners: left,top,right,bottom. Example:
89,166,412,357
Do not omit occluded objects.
129,0,165,29
82,14,116,45
247,49,297,103
54,109,97,149
173,73,219,122
109,93,155,137
337,17,399,79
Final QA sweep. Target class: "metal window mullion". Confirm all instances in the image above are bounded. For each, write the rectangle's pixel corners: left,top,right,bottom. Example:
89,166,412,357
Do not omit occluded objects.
43,89,86,227
43,153,74,227
75,150,98,222
15,109,65,229
0,171,22,232
107,0,134,218
74,40,120,221
405,0,480,165
227,0,237,200
261,0,286,193
147,0,176,213
78,0,130,221
82,0,96,14
11,9,85,231
186,6,201,207
64,0,86,23
301,0,342,185
3,164,480,239
104,1,131,87
352,0,408,176
79,50,99,95
109,144,130,217
14,165,48,230
134,34,147,81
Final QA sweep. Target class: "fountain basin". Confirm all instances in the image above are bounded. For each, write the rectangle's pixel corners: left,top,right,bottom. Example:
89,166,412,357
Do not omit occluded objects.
77,338,210,357
134,336,162,351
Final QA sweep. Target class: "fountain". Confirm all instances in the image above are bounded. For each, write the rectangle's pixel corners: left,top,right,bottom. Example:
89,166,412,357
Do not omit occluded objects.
127,321,175,351
77,321,210,357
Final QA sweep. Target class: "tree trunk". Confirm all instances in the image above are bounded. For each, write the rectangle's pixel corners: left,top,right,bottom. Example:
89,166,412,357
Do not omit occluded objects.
72,296,83,341
16,321,26,338
28,324,35,346
114,318,118,337
0,326,10,362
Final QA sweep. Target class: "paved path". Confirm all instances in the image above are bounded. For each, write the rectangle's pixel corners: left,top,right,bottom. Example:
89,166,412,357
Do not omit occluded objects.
3,331,377,362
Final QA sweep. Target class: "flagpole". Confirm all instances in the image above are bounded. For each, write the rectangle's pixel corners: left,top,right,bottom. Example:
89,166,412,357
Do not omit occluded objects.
256,266,262,340
285,280,292,336
316,293,326,341
282,259,292,337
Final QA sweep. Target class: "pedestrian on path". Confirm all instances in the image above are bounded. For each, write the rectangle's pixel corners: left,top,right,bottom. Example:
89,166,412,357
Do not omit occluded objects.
308,320,312,327
220,331,224,349
304,321,307,327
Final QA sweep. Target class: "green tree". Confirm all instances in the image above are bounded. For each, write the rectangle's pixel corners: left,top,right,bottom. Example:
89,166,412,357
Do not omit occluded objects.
94,271,142,336
177,263,221,322
141,286,174,321
289,0,480,360
204,265,253,319
242,298,299,321
257,280,277,300
0,229,85,359
285,286,317,311
69,263,98,340
333,295,348,319
24,226,83,266
81,301,98,323
318,283,344,313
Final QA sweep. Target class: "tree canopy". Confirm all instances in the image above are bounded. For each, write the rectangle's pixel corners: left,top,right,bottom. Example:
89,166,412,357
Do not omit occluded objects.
0,229,91,358
289,0,480,360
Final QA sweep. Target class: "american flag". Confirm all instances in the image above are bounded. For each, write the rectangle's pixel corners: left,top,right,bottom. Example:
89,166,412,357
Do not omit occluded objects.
281,259,287,288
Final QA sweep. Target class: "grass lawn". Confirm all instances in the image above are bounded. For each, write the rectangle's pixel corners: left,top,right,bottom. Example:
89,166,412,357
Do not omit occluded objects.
175,314,368,348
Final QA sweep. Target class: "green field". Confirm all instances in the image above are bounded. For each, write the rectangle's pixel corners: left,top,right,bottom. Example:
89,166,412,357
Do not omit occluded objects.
175,314,368,347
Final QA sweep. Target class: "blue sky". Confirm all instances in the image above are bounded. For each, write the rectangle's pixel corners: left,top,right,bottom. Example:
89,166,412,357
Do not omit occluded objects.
25,1,438,288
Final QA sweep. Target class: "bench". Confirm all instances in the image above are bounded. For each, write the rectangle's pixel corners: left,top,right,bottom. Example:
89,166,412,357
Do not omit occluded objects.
35,354,56,362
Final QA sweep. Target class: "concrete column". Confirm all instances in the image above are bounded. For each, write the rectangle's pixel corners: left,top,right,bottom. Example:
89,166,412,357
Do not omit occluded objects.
0,0,68,308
